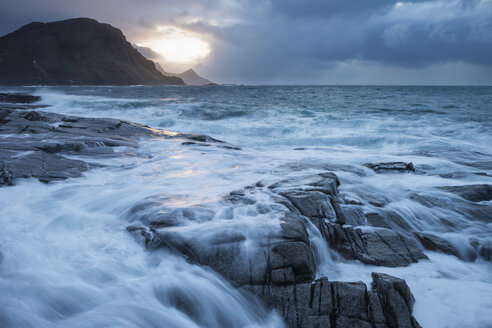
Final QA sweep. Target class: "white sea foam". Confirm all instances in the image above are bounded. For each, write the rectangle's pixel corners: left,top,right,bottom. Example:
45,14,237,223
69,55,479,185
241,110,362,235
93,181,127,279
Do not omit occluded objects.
1,85,491,327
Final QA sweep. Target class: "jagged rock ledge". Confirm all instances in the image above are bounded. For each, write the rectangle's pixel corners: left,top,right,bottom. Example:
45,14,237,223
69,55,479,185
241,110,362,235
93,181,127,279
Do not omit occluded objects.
0,96,225,185
0,93,41,103
246,272,421,328
365,162,415,173
128,171,425,327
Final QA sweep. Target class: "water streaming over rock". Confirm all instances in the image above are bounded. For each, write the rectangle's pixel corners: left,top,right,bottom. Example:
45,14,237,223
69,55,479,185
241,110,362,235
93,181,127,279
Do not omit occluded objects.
0,85,491,327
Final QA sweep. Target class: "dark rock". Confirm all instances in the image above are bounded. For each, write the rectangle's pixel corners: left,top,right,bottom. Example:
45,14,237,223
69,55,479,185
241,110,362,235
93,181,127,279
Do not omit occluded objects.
248,278,336,328
219,145,242,150
223,191,257,205
457,160,492,171
367,290,387,326
35,142,86,153
271,173,345,224
270,241,316,283
247,273,420,328
126,226,163,250
366,212,393,229
127,178,338,286
22,110,46,121
332,281,369,321
318,223,427,267
181,141,211,147
0,18,184,85
358,194,389,207
415,232,461,259
439,184,492,202
268,172,340,195
335,316,373,328
0,93,41,103
61,116,79,123
331,200,347,226
135,210,316,286
383,211,414,230
127,197,215,228
270,267,295,285
183,134,224,143
439,171,490,179
0,103,49,111
281,190,337,220
411,192,492,224
340,205,367,226
478,242,492,261
245,278,332,328
0,107,225,185
0,109,12,126
0,151,90,184
127,172,424,327
372,273,421,328
365,162,415,173
278,162,366,177
365,211,413,231
278,213,311,244
341,196,364,206
263,173,426,267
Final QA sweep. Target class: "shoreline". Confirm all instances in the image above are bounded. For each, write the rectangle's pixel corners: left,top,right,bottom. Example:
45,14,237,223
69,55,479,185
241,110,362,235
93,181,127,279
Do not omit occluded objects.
1,92,491,327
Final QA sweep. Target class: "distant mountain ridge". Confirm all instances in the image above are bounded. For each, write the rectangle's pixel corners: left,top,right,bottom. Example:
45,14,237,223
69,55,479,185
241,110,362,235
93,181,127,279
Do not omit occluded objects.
155,63,215,85
0,18,184,85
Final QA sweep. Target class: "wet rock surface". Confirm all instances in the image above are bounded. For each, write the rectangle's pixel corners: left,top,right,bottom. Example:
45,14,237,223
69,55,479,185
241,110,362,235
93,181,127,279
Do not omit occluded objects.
245,273,421,328
128,197,316,286
478,242,492,261
0,92,41,103
439,184,492,202
415,232,461,259
268,173,345,225
365,162,416,173
129,172,424,327
411,191,492,224
266,173,427,267
0,104,224,185
371,273,421,328
3,94,472,327
321,224,428,267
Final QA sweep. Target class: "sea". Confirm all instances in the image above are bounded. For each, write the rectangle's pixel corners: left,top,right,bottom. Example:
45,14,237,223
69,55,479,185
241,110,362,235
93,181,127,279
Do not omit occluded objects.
0,85,491,328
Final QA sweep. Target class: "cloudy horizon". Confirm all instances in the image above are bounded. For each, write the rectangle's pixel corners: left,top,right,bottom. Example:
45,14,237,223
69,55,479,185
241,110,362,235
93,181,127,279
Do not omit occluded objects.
1,0,491,85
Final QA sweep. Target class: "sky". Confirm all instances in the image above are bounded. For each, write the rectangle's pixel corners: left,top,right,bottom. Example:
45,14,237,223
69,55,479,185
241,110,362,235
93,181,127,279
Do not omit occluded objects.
1,0,492,85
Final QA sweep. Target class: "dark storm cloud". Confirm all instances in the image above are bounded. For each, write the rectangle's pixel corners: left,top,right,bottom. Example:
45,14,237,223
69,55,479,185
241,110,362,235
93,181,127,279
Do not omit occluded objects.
1,0,491,84
266,0,399,19
0,0,225,38
200,0,492,82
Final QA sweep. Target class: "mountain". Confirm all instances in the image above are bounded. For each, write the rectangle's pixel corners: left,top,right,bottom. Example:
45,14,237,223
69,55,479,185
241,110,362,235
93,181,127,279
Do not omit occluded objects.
175,69,215,85
155,63,215,85
0,18,184,85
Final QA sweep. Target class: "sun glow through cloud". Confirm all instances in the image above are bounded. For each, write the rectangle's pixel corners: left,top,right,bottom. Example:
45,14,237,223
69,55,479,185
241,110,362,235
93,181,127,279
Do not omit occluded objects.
138,26,210,64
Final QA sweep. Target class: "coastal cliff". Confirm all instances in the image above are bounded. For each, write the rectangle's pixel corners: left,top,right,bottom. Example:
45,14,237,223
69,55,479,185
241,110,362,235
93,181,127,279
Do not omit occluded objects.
0,18,184,85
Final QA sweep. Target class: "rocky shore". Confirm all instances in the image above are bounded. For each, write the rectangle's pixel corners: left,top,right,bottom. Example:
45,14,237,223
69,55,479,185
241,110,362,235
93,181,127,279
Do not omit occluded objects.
0,93,222,185
2,93,491,327
127,171,425,328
